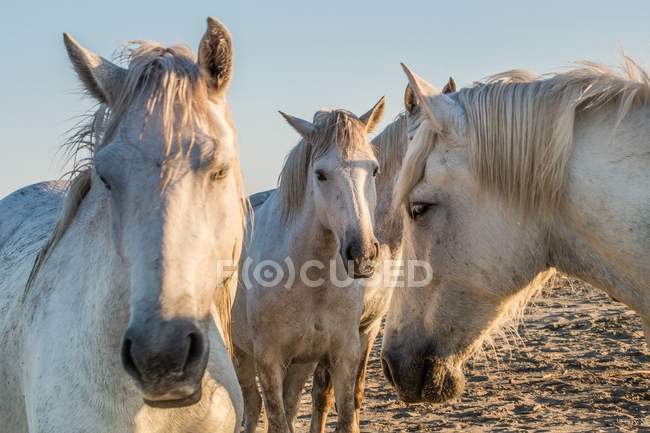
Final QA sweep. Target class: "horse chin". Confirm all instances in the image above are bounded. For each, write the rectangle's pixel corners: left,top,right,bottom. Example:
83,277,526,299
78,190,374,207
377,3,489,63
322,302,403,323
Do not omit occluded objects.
420,357,466,403
142,386,203,409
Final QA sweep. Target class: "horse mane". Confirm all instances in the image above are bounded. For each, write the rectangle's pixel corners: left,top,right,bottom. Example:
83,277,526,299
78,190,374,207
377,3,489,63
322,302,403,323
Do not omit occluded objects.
278,109,371,222
370,113,409,249
371,112,407,181
475,69,540,86
215,267,239,356
396,57,650,214
25,41,246,341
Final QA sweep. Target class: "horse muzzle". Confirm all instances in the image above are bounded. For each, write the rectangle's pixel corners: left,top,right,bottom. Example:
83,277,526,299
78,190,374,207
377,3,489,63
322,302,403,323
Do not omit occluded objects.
342,239,379,279
382,350,465,404
121,318,209,407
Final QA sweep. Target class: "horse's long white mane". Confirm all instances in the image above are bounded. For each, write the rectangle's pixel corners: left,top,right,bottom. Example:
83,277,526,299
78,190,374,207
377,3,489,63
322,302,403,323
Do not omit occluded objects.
396,58,650,214
278,109,370,221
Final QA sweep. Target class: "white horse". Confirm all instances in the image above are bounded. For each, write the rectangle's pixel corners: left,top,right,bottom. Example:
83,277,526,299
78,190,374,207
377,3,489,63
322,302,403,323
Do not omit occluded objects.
300,77,458,433
381,60,650,404
232,101,385,433
0,18,246,433
236,80,456,433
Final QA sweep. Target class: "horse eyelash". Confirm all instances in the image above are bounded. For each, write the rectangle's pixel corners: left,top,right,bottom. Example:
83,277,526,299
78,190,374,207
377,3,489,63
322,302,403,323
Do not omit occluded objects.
315,170,327,181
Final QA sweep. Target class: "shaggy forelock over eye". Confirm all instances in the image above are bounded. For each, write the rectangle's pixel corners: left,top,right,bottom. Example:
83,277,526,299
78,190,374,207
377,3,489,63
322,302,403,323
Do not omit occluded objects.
110,43,211,156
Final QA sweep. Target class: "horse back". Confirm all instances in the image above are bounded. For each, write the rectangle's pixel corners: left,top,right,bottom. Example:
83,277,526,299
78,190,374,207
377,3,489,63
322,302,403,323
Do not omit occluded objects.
0,181,66,315
248,189,276,210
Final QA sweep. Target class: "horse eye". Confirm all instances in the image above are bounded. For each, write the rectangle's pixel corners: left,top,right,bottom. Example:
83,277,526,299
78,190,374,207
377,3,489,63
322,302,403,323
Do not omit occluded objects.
409,202,434,220
210,167,228,182
99,175,111,190
315,170,327,181
372,166,379,177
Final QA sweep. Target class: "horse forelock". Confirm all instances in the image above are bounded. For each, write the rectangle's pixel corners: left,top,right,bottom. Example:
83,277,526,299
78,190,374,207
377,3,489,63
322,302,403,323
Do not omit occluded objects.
395,57,650,216
311,109,370,159
278,109,372,222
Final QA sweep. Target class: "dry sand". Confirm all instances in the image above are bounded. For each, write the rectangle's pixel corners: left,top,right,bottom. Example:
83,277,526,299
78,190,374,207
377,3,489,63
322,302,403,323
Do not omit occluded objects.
252,276,649,432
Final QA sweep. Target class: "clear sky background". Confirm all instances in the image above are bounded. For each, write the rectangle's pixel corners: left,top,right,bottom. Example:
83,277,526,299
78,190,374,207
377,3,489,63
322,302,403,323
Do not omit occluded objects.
1,0,649,198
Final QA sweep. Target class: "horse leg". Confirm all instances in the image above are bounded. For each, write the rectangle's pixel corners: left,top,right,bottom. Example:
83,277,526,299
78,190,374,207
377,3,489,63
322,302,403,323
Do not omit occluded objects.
234,344,262,433
330,345,361,433
354,325,380,424
257,357,290,433
310,362,334,433
283,362,314,433
643,318,650,351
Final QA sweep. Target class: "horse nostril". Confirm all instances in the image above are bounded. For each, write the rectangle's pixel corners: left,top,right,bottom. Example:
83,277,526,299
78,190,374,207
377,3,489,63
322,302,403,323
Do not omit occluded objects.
344,245,354,264
372,242,379,259
121,337,142,382
184,331,205,373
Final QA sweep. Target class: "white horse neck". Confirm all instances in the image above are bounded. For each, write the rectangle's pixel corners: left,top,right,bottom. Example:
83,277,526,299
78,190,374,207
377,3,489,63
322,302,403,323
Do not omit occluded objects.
24,187,138,402
550,101,650,319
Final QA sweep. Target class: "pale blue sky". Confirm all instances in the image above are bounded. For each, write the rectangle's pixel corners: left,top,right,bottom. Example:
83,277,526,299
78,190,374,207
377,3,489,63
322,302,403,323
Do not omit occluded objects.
1,0,649,198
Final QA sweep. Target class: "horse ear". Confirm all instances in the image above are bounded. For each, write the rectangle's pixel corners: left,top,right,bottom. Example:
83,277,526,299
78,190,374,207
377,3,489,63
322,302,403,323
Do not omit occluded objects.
404,84,418,114
359,96,386,133
63,33,126,106
279,111,315,141
198,17,233,100
400,63,442,131
442,77,456,94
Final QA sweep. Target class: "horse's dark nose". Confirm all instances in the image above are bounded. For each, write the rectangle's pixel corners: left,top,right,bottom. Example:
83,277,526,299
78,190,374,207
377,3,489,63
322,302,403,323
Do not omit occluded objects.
381,349,465,404
343,239,379,278
121,319,208,406
381,349,426,403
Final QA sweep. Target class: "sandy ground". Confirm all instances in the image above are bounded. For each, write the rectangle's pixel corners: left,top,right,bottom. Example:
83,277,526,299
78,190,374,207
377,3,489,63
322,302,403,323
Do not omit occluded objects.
252,276,650,432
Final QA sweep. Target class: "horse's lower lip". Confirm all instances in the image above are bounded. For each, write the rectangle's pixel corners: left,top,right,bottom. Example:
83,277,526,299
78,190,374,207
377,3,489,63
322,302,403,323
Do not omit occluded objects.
353,270,374,279
143,388,202,409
